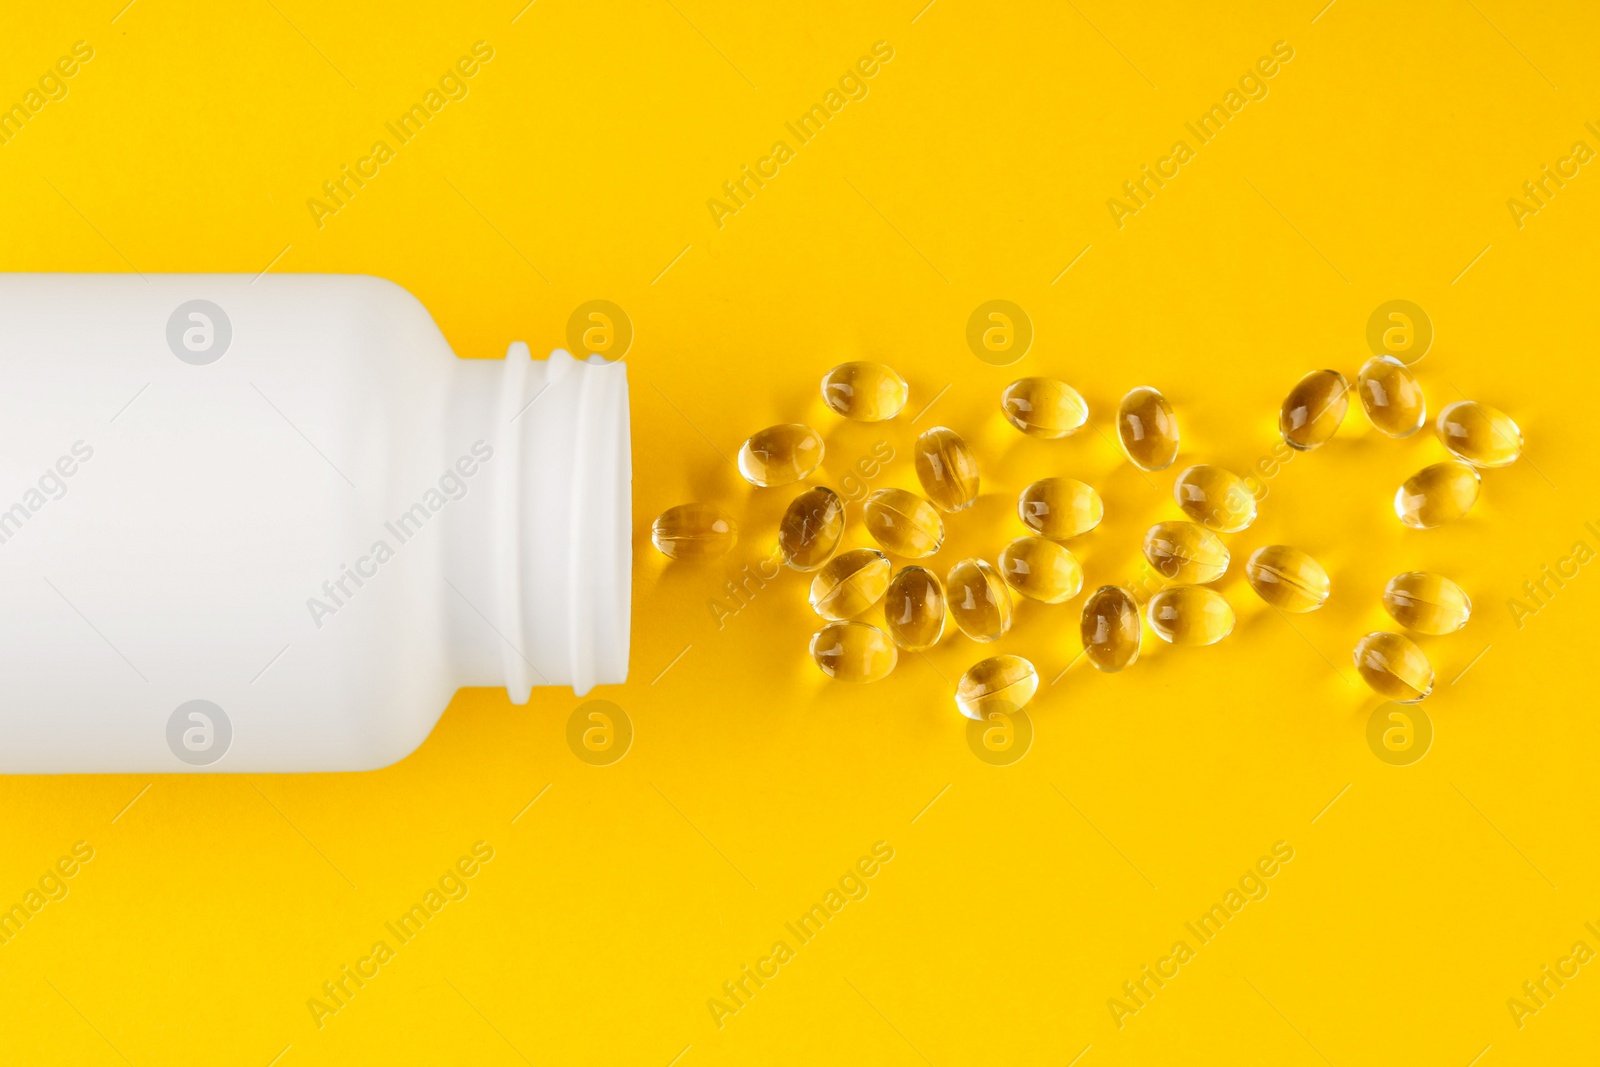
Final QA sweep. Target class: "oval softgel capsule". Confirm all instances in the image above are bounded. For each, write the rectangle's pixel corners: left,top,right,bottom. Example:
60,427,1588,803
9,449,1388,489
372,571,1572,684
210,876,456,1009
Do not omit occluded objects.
1279,369,1350,451
820,362,907,422
1395,462,1480,528
1117,386,1179,471
1435,401,1523,468
738,424,824,486
1080,586,1141,672
1001,378,1088,438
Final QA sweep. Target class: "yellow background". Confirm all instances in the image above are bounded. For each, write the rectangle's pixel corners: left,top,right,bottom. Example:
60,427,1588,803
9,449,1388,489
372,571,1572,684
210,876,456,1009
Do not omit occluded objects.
2,0,1598,1063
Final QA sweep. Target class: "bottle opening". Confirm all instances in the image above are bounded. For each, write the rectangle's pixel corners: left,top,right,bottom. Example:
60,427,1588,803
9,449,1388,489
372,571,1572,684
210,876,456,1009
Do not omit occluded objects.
495,346,631,700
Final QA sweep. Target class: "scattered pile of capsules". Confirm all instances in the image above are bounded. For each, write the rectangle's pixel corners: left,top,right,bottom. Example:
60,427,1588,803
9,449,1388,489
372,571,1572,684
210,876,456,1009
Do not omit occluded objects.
650,356,1522,721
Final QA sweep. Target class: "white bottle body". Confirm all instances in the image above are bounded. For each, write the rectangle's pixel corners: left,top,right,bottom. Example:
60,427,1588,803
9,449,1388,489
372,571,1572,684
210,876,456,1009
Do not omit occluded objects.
0,274,630,773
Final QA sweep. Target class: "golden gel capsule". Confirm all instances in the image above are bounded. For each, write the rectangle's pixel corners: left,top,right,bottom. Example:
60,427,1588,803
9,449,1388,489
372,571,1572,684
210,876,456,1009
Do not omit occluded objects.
913,426,980,512
1395,461,1480,528
1279,369,1350,451
809,621,897,683
955,655,1038,721
946,558,1013,642
1080,586,1140,672
863,488,945,558
779,486,845,571
809,548,891,620
1173,465,1257,533
1018,478,1103,540
1353,631,1433,703
1435,401,1523,468
1148,586,1234,646
1244,545,1330,612
820,361,908,422
650,503,737,561
998,536,1084,604
884,566,946,650
1001,378,1089,439
1357,355,1426,438
1383,571,1472,635
737,423,824,487
1141,521,1229,584
1117,386,1179,471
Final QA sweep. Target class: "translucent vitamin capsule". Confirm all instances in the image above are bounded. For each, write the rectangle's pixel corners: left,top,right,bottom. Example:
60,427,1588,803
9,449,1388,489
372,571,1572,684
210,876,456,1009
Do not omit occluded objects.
1141,521,1229,584
1353,631,1433,703
1435,401,1523,468
1080,586,1140,672
809,621,897,683
1395,461,1480,528
1172,465,1256,533
884,566,946,650
998,536,1084,604
1244,544,1330,612
778,486,845,571
737,423,824,487
946,558,1013,642
1117,386,1180,471
1383,571,1472,635
863,488,945,558
1018,478,1103,540
913,426,980,512
809,548,891,620
1147,586,1235,646
1001,378,1089,439
1280,369,1350,451
955,655,1038,721
1357,355,1426,437
650,503,737,561
820,361,908,422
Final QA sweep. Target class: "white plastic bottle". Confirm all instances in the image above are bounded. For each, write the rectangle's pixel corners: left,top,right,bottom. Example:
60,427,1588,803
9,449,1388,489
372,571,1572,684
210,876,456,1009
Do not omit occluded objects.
0,274,631,773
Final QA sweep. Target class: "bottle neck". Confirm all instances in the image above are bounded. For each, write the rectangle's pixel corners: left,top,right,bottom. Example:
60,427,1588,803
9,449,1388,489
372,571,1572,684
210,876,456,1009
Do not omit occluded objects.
444,345,631,700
